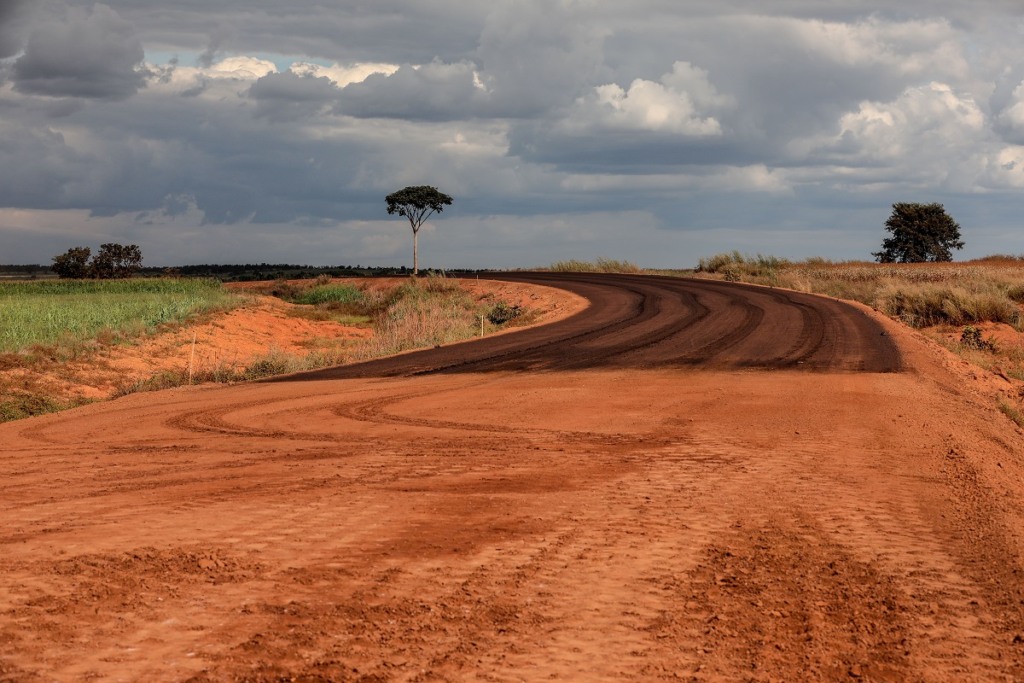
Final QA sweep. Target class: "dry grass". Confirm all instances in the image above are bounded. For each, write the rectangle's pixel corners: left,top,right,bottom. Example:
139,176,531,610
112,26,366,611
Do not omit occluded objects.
109,276,524,400
692,253,1024,329
548,258,642,274
691,252,1024,429
999,400,1024,429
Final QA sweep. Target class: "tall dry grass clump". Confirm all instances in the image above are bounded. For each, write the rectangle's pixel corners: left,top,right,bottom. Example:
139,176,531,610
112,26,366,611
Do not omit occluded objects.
696,251,789,282
549,258,642,274
356,276,488,358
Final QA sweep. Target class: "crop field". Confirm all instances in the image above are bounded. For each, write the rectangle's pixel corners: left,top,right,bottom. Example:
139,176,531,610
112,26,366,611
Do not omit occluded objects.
0,278,236,354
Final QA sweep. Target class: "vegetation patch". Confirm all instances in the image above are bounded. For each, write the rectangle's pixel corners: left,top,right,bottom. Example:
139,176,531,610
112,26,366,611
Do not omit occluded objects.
692,256,1024,330
548,258,641,273
960,326,997,352
0,279,237,353
0,392,90,423
998,400,1024,429
357,277,488,358
487,301,524,325
116,276,536,400
290,283,365,307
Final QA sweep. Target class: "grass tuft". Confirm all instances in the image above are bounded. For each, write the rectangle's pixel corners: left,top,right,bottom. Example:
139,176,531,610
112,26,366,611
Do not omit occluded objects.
998,400,1024,428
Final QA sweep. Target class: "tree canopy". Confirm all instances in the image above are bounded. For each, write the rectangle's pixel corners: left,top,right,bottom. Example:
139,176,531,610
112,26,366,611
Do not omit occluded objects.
385,185,454,275
873,202,964,263
51,243,143,279
51,246,92,279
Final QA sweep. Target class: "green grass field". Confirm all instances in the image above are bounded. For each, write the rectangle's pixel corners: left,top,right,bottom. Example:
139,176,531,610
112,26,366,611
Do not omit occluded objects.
0,278,237,353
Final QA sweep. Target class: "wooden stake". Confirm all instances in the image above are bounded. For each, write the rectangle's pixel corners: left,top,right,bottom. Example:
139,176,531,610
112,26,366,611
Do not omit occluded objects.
188,332,197,385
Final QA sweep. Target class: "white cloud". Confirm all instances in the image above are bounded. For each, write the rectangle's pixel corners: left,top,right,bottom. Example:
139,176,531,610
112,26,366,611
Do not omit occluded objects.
792,82,990,191
985,145,1024,189
557,61,729,138
782,16,967,78
291,62,399,88
201,56,276,80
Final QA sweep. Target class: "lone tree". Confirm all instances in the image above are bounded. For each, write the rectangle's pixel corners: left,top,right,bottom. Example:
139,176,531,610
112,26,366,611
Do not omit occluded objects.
873,202,964,263
385,185,453,275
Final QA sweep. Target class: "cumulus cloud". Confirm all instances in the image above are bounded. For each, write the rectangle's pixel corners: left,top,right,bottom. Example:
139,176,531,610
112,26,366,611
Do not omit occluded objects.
567,62,729,136
791,82,989,192
837,82,985,156
5,1,1024,265
13,4,147,100
291,62,399,88
996,80,1024,143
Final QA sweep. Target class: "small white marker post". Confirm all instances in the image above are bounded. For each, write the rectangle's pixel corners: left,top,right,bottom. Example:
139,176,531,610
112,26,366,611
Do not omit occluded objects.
480,315,485,337
188,332,197,385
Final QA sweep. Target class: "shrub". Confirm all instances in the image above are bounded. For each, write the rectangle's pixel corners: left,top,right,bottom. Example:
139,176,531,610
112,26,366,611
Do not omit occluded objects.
292,283,365,307
960,326,996,351
696,252,789,278
0,393,89,423
487,302,523,325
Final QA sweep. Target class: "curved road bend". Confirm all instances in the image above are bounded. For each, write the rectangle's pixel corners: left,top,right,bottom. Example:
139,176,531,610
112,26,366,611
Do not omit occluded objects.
7,273,1024,681
280,272,901,380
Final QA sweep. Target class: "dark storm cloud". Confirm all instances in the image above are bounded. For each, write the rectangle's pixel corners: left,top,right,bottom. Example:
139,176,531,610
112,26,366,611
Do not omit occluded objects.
101,0,488,65
0,0,31,59
333,62,485,121
13,4,147,100
3,0,1024,266
249,70,339,121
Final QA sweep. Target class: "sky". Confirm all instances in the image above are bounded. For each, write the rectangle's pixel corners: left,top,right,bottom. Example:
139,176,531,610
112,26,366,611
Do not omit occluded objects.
2,1,1024,269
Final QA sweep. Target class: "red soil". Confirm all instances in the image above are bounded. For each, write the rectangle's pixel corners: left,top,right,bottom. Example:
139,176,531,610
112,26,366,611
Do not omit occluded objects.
2,275,1024,681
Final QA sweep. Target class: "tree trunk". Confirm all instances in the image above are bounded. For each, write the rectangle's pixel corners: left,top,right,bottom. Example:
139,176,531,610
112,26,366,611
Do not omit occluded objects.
412,227,418,276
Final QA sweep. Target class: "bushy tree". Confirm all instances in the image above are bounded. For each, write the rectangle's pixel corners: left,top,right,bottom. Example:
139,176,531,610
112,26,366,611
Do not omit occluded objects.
51,246,92,278
50,243,142,279
873,202,964,263
91,243,143,278
385,186,454,275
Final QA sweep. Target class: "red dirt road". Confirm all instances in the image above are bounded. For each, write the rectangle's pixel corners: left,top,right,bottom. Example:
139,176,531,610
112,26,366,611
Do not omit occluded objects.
3,274,1024,682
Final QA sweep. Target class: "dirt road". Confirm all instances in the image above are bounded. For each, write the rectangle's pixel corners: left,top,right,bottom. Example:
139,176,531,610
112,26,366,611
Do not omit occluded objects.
2,274,1024,682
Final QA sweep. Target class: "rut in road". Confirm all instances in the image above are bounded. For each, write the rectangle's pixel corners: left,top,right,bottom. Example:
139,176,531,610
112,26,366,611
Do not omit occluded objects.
2,274,1023,683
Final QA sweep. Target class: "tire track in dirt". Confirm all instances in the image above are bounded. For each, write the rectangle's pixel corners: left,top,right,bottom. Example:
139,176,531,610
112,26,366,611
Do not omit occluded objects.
5,275,1024,682
278,273,900,380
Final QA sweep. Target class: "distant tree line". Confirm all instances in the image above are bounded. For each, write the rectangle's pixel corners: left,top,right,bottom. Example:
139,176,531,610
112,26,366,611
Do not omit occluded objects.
148,264,419,281
2,261,491,282
51,244,143,279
